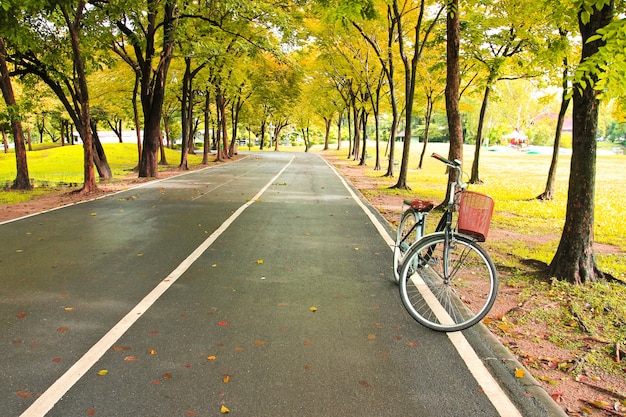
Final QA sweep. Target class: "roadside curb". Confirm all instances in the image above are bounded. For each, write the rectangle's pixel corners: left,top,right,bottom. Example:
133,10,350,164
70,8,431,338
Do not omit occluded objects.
474,321,569,417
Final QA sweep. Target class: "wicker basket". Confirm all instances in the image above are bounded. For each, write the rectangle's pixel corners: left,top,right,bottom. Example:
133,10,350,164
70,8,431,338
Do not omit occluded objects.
457,191,494,242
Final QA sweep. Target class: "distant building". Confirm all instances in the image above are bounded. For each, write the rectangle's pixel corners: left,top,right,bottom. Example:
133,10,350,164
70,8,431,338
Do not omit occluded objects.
534,112,573,135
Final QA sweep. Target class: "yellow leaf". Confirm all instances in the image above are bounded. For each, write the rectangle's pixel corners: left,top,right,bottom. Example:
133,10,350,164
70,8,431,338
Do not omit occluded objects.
97,369,108,376
309,306,317,312
257,259,264,264
137,253,144,257
207,355,217,361
497,323,510,332
223,375,230,383
91,213,97,216
150,349,157,355
63,307,74,311
212,264,217,267
220,405,230,414
515,368,525,378
367,334,376,340
589,400,610,408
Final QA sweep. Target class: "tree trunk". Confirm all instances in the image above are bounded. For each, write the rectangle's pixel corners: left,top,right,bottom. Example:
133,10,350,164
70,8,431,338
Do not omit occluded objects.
136,0,177,178
417,95,433,170
132,74,142,169
202,89,211,165
61,4,96,193
90,121,113,180
179,57,192,170
359,111,368,166
159,130,168,165
469,83,491,184
538,61,570,201
548,1,613,284
336,112,343,151
323,117,331,150
445,0,464,192
352,104,361,161
0,36,31,190
215,92,229,161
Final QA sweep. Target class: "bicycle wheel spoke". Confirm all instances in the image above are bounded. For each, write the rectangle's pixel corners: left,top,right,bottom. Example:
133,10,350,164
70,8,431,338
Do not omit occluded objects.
399,234,497,332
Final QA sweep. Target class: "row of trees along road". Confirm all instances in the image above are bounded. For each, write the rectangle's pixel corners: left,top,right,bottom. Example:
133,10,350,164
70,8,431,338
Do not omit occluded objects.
0,0,623,285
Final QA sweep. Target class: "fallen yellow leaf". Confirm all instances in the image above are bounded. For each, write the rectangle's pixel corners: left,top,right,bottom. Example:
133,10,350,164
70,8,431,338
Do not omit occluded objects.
207,355,217,361
257,259,264,264
223,375,230,383
589,400,611,408
97,369,108,376
515,368,525,378
309,306,317,312
220,405,230,414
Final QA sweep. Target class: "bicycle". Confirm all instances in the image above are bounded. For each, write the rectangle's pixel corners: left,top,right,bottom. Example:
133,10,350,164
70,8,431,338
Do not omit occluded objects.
396,153,498,332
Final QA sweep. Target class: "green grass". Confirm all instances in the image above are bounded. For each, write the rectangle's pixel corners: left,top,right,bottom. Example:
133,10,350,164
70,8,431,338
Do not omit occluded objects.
0,143,207,203
328,142,626,277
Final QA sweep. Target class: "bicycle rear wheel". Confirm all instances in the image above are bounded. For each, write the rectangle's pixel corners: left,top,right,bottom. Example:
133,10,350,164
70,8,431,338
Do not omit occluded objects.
399,233,497,332
393,209,423,283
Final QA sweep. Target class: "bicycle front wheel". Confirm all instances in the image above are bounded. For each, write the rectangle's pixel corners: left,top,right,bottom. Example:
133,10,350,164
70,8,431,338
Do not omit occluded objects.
393,209,423,283
399,233,498,332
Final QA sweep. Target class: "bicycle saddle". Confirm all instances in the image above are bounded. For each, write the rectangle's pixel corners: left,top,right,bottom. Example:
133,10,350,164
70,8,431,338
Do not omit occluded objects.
404,199,434,212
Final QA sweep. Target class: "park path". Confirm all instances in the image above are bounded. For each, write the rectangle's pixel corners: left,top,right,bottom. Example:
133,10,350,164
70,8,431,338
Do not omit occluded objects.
1,152,553,416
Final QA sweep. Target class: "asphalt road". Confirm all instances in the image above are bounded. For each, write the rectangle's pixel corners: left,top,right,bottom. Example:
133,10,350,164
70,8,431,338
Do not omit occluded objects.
1,152,560,417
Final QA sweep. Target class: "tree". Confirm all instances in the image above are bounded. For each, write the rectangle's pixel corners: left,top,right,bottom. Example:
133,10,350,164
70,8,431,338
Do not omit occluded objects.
3,1,115,192
0,36,31,190
463,0,545,184
113,0,178,177
548,0,614,284
349,1,402,176
445,0,463,183
390,0,444,190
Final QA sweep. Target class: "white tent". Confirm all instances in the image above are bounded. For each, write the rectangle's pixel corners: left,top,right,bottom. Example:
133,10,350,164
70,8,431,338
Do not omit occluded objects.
503,130,528,140
503,130,528,146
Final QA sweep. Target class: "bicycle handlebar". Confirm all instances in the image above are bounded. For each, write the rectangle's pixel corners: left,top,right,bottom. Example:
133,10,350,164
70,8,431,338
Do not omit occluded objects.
431,153,460,168
431,153,465,189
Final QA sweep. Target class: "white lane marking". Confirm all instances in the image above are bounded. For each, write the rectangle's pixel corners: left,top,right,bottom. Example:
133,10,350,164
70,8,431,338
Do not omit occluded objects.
320,154,522,417
19,155,294,417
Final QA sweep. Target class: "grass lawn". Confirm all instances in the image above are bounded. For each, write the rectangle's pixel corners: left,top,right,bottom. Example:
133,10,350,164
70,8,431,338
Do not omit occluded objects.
326,142,626,278
0,143,207,204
